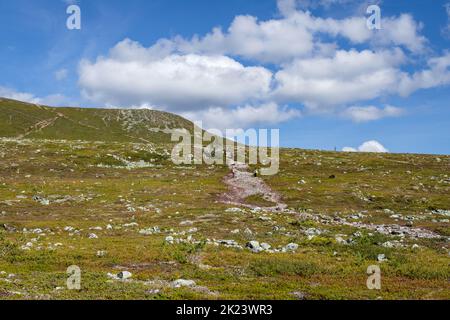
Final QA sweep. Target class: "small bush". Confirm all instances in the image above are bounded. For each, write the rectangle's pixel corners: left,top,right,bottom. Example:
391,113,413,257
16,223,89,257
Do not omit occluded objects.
163,242,206,264
95,155,125,167
249,259,320,277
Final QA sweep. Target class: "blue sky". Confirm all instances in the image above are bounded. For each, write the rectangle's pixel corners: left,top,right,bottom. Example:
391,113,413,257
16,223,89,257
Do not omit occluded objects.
0,0,449,154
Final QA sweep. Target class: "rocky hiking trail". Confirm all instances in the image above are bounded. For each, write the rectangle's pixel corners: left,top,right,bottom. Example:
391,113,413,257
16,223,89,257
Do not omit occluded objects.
219,162,287,212
16,113,64,139
219,163,444,240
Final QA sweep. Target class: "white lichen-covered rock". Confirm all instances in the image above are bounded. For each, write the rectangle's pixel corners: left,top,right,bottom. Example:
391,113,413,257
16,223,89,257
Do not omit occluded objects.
377,254,387,262
139,226,160,235
246,241,263,253
118,271,132,280
165,236,174,243
284,243,299,252
225,207,243,213
172,279,196,288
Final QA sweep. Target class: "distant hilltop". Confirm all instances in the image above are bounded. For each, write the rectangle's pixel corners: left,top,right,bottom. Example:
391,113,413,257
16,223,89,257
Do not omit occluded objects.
0,98,194,144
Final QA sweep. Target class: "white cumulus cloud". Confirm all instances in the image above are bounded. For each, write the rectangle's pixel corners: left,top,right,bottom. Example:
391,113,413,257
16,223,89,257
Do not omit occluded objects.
343,140,389,153
0,86,41,104
139,9,426,64
342,105,404,122
273,49,406,110
398,52,450,95
0,86,69,106
79,40,273,111
75,5,450,128
181,102,300,129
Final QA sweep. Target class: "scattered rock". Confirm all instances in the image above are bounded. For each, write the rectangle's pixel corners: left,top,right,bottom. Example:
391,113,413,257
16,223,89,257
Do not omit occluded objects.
32,195,50,206
225,207,244,213
284,243,299,252
291,291,307,300
118,271,132,280
123,222,138,228
172,279,196,288
246,241,263,253
97,250,107,257
1,224,16,232
165,236,174,244
335,236,347,245
382,241,404,248
139,226,161,235
146,289,160,295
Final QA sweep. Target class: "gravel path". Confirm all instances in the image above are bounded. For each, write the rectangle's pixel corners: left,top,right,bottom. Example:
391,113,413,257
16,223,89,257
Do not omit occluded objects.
220,163,443,239
219,162,287,212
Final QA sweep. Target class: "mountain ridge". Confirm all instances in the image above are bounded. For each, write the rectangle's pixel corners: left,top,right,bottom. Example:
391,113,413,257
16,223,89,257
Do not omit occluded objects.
0,97,194,143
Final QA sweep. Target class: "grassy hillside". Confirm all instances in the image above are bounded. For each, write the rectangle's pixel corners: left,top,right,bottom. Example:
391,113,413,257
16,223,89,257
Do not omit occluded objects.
0,98,194,143
0,98,448,300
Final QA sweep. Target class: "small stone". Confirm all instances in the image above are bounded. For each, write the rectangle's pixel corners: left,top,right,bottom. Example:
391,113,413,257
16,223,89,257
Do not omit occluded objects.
335,236,346,244
382,241,394,248
96,250,107,257
246,241,263,253
139,226,160,235
285,243,299,252
305,228,322,236
172,279,196,287
146,289,160,295
123,222,138,228
2,224,16,232
377,254,387,262
118,271,132,280
291,291,307,300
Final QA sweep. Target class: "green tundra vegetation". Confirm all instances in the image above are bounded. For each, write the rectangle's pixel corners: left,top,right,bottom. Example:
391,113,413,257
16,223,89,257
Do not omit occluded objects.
0,98,448,300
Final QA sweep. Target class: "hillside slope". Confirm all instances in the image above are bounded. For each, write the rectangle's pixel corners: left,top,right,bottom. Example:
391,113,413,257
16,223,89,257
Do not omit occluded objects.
0,98,194,143
0,98,448,300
